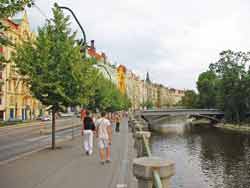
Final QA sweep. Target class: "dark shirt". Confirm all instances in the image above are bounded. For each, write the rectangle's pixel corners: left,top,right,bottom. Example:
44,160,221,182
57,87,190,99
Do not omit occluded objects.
83,116,95,131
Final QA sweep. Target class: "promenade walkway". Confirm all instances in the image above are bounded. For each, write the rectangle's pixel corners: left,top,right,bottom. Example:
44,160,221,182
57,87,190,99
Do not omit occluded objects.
0,118,137,188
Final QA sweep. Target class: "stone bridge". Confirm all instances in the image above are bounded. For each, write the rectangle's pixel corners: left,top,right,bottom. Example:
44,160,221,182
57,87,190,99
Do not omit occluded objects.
139,109,224,123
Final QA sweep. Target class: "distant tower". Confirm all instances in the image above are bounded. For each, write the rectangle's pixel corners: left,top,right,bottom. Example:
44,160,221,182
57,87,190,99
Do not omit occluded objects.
146,72,151,83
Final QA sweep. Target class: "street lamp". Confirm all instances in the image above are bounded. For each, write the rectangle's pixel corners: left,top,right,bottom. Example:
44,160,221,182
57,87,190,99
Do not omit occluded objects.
57,4,86,47
57,4,114,85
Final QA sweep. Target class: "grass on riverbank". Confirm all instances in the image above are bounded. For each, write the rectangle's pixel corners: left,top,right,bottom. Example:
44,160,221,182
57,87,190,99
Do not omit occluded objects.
190,118,250,133
214,123,250,133
190,119,211,125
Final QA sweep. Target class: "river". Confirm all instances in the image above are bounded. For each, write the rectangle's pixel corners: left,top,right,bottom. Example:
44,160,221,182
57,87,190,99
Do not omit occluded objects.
150,117,250,188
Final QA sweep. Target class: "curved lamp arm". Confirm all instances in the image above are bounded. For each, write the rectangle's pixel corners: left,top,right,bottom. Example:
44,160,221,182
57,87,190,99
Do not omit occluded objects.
57,5,86,46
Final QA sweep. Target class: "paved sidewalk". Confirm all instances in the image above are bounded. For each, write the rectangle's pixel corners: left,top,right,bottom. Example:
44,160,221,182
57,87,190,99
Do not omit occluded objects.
0,118,137,188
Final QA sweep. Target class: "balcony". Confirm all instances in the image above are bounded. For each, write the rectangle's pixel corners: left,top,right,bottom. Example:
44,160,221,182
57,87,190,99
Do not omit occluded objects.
0,63,5,71
0,79,4,86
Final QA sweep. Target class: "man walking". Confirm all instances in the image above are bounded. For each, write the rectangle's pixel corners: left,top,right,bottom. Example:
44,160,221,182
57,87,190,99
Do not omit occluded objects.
96,112,112,165
81,111,95,155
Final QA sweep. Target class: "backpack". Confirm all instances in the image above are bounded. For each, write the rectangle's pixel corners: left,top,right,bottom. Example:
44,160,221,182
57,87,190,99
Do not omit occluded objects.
84,117,95,131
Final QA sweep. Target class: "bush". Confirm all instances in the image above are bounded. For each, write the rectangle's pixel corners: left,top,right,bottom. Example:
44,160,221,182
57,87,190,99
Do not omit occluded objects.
0,120,23,126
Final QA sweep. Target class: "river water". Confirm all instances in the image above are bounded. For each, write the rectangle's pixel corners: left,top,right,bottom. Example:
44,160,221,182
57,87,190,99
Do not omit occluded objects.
150,118,250,188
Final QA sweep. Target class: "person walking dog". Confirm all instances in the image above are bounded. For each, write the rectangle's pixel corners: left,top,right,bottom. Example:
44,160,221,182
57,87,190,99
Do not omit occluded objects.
81,111,95,155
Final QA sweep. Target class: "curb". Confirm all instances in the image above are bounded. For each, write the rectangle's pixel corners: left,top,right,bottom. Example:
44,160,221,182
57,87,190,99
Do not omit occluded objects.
0,121,41,130
0,117,79,130
0,134,81,166
40,124,81,135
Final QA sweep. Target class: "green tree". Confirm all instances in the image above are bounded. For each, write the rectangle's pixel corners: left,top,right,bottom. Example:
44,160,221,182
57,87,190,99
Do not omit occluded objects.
196,70,218,108
209,50,250,123
141,100,153,109
13,4,95,149
87,73,131,112
179,90,198,108
0,0,33,18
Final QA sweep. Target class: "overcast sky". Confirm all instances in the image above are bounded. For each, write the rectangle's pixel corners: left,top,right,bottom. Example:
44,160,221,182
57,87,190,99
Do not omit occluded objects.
26,0,250,90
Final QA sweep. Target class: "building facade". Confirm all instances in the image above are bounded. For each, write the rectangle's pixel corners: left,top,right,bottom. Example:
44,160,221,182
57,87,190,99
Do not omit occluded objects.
0,12,42,120
85,37,185,110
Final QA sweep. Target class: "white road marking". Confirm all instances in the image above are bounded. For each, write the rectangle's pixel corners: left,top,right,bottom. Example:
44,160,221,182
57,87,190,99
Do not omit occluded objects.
116,184,127,188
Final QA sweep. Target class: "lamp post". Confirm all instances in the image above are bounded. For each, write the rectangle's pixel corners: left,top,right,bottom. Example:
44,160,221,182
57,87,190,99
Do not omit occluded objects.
57,4,86,47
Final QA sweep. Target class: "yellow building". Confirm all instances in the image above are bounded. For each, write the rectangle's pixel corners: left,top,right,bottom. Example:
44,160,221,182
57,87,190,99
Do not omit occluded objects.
117,65,127,95
0,12,42,121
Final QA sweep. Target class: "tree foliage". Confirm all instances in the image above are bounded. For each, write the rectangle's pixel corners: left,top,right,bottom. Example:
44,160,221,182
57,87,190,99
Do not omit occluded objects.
14,5,94,111
179,90,198,108
197,50,250,123
209,50,250,123
196,70,218,108
0,0,33,18
141,100,153,109
86,73,131,112
13,5,96,148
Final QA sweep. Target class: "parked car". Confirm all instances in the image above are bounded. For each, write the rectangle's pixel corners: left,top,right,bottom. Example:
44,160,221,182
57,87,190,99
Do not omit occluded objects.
59,112,75,118
37,115,51,121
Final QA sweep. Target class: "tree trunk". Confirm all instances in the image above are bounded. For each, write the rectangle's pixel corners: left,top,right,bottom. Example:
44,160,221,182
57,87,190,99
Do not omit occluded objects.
52,107,56,149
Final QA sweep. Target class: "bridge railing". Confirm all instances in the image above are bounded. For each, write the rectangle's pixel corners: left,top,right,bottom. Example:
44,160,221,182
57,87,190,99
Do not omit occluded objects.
142,108,223,113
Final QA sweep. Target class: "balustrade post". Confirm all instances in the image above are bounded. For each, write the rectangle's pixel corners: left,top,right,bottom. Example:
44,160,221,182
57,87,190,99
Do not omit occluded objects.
133,157,175,188
134,131,151,157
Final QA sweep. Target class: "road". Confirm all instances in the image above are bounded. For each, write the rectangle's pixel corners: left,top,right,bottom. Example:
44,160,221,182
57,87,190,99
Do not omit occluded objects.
0,117,82,162
0,118,138,188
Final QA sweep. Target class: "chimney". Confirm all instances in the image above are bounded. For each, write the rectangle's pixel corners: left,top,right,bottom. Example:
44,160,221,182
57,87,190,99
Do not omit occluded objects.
101,52,106,63
90,40,95,50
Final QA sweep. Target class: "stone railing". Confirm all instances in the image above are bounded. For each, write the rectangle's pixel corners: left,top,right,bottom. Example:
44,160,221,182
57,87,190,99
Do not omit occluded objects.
128,114,175,188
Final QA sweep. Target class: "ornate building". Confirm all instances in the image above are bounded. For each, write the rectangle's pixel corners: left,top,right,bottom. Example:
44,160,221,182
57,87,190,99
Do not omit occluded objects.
86,39,185,110
0,12,42,120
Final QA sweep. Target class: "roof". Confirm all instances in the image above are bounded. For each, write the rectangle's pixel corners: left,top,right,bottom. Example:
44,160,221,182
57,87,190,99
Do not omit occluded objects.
11,18,22,25
87,48,103,61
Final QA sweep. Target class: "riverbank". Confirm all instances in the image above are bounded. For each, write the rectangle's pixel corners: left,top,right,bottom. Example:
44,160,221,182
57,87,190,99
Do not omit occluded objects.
214,123,250,134
191,119,250,134
190,119,211,126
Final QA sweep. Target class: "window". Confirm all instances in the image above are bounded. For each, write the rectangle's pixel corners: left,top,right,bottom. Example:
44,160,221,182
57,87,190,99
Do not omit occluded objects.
0,98,2,105
8,80,12,91
10,96,14,105
13,80,16,91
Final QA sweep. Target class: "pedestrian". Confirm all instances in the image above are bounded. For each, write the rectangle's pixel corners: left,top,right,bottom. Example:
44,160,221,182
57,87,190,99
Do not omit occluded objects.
95,111,112,165
111,112,116,129
115,113,121,133
80,108,86,121
81,111,95,156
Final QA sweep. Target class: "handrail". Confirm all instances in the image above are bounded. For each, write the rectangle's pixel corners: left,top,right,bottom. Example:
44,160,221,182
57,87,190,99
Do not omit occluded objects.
138,123,163,188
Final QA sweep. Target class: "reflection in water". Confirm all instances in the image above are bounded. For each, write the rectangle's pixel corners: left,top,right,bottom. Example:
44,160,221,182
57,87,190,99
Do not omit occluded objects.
150,118,250,188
